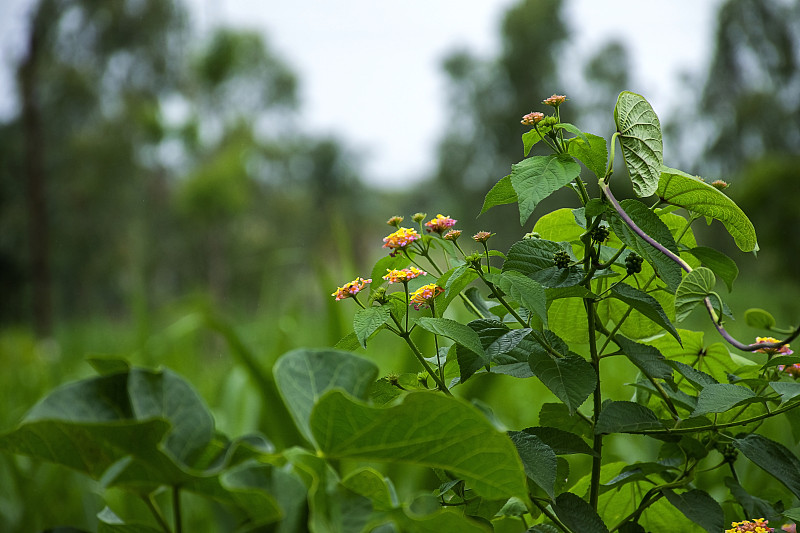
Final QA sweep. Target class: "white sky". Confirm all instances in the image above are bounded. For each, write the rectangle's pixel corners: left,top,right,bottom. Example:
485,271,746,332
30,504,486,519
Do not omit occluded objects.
0,0,724,186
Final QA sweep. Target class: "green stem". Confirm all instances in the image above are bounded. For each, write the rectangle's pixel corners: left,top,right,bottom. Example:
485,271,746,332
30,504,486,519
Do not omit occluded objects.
586,298,603,512
142,494,171,533
400,333,452,395
530,498,570,533
173,486,182,533
431,301,445,386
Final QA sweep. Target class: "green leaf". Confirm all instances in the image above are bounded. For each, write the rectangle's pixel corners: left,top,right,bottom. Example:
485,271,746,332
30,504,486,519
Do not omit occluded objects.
341,467,396,511
662,489,725,533
595,401,663,434
480,175,516,216
508,431,557,498
614,91,663,197
691,384,759,417
494,271,547,327
670,361,718,390
539,403,593,439
686,247,739,292
370,254,411,290
657,167,759,252
273,348,379,444
311,391,528,501
770,382,800,405
553,492,610,533
674,267,716,322
608,199,683,292
353,305,391,348
614,335,673,381
533,207,586,242
522,124,553,156
503,238,583,289
87,357,130,376
568,133,608,179
97,507,163,533
554,122,590,144
725,478,780,524
456,319,533,382
734,434,800,500
610,283,681,343
510,154,581,225
416,317,485,358
520,426,595,456
529,351,596,414
745,308,777,330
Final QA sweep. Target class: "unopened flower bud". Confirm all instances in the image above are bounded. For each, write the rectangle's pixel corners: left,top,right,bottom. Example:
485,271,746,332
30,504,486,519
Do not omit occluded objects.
524,231,541,240
542,94,567,106
521,112,544,126
387,215,404,227
541,116,559,127
412,212,427,223
472,231,494,243
444,229,461,241
711,180,729,190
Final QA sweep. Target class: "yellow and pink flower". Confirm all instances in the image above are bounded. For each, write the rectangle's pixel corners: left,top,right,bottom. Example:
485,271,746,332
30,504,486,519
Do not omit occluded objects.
382,227,420,256
331,277,371,301
542,94,567,106
425,214,457,234
521,112,544,126
726,518,774,533
409,283,444,310
753,336,793,356
382,267,426,284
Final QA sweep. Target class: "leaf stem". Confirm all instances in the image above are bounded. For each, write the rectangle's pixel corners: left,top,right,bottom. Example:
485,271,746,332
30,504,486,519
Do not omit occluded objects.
142,494,171,533
399,332,452,395
173,486,182,533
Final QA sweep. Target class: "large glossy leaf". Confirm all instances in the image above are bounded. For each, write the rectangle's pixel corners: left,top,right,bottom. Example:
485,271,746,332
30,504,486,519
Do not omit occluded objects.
503,238,584,288
522,124,554,156
311,391,528,501
532,207,585,242
273,348,379,444
662,489,725,533
529,351,596,414
614,91,663,197
608,199,683,292
657,167,758,252
510,154,581,225
733,434,800,499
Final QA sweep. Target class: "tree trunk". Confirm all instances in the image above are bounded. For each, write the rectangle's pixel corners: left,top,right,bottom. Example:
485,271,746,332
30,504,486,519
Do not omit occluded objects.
20,10,52,336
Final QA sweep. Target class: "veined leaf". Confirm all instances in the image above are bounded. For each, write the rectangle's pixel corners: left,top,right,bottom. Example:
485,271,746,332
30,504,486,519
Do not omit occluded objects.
595,401,663,434
510,154,581,225
533,207,585,242
553,122,589,144
274,349,378,445
480,175,516,216
691,383,760,417
494,270,547,326
508,431,557,498
686,246,739,292
568,132,608,179
657,167,758,252
734,434,800,500
608,199,683,292
674,267,716,322
553,492,610,533
311,391,529,501
610,283,681,343
615,335,673,381
614,91,663,197
522,124,553,156
353,305,391,348
529,351,596,414
663,489,725,533
417,317,485,358
745,308,777,330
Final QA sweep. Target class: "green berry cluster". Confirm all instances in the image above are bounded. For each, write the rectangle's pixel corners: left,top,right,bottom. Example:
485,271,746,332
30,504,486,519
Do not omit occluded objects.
553,251,571,269
591,225,610,243
625,253,643,275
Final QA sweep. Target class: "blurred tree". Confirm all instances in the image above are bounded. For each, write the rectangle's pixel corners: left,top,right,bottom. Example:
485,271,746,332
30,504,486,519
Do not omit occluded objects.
694,0,800,176
577,40,631,137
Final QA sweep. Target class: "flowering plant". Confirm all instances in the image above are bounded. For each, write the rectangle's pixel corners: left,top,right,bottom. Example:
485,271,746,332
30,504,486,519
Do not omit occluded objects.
3,92,800,532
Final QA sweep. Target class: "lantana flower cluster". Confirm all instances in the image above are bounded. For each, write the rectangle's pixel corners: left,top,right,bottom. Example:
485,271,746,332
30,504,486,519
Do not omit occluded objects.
725,518,774,533
383,267,426,284
425,214,457,234
409,284,444,310
331,277,371,301
382,227,420,256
